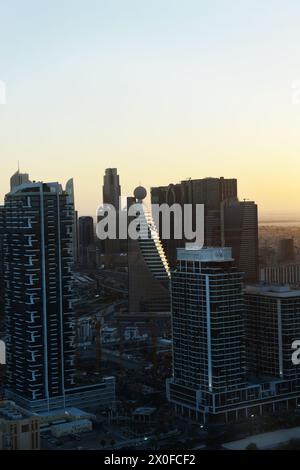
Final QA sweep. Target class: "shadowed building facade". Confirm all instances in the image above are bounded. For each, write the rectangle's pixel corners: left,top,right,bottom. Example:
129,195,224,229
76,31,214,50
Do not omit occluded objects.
223,200,258,282
3,182,76,410
101,168,123,257
3,181,115,412
127,187,170,314
167,247,300,423
151,177,258,282
78,216,94,265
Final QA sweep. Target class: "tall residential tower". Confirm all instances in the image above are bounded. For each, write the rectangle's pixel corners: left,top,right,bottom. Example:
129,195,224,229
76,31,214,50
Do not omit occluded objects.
4,181,76,411
167,247,300,423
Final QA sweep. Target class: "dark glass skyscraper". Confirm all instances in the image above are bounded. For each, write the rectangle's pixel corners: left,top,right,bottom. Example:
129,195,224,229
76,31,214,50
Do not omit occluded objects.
101,168,122,256
103,168,121,210
223,200,259,282
78,216,94,264
151,177,258,282
151,177,237,265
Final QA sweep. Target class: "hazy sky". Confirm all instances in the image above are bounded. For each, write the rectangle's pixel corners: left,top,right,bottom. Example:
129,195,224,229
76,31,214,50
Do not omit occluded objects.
0,0,300,218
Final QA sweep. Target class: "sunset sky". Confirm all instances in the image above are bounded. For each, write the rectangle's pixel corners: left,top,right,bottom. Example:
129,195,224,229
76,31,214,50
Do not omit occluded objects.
0,0,300,218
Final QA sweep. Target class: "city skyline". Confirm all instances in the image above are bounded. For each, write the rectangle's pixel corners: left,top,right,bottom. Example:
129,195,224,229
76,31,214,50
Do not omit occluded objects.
2,0,300,455
1,166,300,222
1,1,300,217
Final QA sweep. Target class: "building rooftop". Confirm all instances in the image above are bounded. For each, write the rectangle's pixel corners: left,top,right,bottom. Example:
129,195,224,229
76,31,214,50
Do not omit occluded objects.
133,406,156,416
38,407,93,419
245,284,300,298
177,247,233,263
0,401,32,421
8,181,62,196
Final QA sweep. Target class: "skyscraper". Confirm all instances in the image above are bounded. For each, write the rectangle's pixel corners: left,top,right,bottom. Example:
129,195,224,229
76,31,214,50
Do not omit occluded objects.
3,180,116,412
0,206,4,339
103,168,121,210
65,178,78,264
167,248,300,423
101,168,122,256
3,181,76,411
151,177,258,282
10,170,30,192
167,247,246,422
128,187,170,313
245,285,300,381
78,216,94,265
223,200,259,282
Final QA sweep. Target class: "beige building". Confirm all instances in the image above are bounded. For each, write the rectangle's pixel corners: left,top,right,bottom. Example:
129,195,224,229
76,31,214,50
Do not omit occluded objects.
0,401,40,450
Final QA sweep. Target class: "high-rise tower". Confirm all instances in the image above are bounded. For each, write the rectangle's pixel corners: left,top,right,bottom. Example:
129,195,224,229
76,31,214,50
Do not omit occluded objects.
167,247,246,421
103,168,121,210
167,247,300,423
101,168,122,256
3,181,76,411
151,177,258,282
78,216,94,264
128,187,170,313
223,200,259,282
65,178,78,264
245,285,300,381
10,170,31,192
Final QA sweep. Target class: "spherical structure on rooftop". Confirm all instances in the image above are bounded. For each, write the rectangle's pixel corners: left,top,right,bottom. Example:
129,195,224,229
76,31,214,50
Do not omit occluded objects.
134,186,147,201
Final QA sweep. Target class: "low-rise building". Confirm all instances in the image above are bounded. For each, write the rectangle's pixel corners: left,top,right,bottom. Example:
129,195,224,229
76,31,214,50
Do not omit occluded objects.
51,419,92,438
0,400,40,450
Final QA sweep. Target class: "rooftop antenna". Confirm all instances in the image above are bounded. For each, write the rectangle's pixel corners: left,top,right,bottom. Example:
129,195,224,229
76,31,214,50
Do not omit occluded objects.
17,160,20,173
